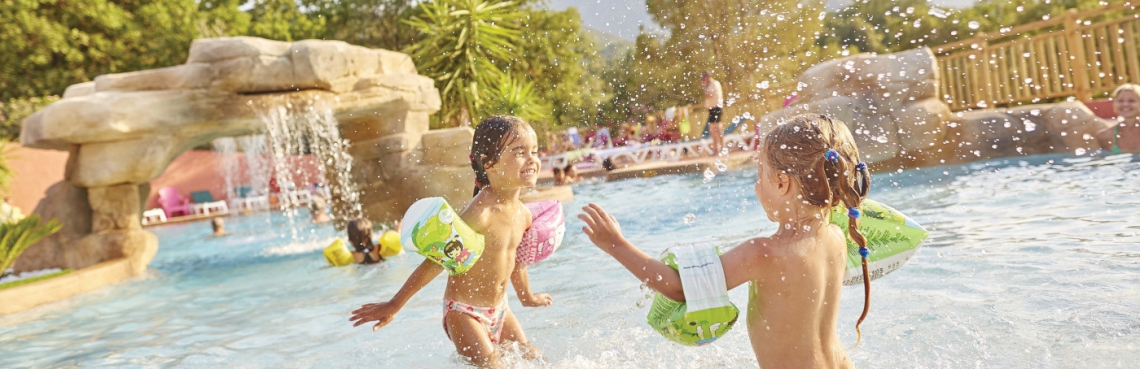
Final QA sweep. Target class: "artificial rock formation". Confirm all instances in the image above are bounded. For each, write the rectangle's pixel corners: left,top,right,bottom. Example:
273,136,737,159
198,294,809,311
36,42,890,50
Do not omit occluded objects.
16,37,466,276
758,47,1109,169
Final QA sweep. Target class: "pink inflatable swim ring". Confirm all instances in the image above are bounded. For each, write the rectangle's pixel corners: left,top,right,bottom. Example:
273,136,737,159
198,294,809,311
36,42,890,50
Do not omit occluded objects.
517,200,566,265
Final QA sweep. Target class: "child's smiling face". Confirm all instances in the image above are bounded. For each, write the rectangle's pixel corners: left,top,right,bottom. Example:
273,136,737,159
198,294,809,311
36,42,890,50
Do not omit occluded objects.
485,125,540,190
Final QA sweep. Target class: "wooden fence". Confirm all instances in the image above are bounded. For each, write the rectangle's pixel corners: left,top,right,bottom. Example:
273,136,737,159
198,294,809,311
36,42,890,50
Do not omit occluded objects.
935,4,1140,111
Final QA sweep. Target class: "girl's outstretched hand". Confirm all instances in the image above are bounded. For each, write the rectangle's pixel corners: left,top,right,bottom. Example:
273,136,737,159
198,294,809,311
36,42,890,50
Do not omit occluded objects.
350,301,399,331
578,203,627,252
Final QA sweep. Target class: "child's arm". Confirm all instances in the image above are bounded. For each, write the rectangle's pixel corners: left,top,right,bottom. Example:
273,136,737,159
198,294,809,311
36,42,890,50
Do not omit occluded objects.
350,259,443,331
579,203,685,301
511,262,553,307
580,203,769,300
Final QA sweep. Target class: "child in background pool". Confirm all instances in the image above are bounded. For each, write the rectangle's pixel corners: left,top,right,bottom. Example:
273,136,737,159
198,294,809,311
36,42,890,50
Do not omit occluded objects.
552,167,565,185
347,218,383,264
562,164,579,184
350,116,552,367
579,114,871,368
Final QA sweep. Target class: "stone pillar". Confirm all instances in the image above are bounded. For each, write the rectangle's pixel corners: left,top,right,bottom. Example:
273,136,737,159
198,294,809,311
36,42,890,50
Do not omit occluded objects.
76,183,158,275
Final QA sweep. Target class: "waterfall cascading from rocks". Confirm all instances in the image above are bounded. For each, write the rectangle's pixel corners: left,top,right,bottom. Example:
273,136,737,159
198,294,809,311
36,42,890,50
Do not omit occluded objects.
211,95,361,231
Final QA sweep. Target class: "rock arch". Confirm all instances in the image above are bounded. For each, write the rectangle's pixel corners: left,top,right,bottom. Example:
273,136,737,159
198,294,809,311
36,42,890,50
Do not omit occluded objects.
15,37,474,276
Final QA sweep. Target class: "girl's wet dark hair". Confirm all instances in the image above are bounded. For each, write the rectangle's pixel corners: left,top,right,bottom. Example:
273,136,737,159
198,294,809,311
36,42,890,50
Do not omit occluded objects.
347,218,378,259
762,113,872,346
470,115,531,196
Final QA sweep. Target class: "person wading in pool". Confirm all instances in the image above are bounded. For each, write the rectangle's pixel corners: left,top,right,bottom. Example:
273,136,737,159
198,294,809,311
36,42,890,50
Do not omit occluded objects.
702,72,726,156
350,116,552,368
580,114,873,368
1097,83,1140,154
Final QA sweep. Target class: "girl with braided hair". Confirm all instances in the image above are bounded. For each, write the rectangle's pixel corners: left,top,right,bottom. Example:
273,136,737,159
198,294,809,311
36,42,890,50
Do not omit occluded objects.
351,116,551,367
579,113,870,368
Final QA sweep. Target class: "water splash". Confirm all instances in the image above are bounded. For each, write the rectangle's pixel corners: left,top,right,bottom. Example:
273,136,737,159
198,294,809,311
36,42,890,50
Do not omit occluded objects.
715,160,728,172
683,213,697,225
703,168,716,183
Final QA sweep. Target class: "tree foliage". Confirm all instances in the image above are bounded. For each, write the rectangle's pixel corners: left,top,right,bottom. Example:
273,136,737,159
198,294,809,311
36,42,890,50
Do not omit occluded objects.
404,0,525,126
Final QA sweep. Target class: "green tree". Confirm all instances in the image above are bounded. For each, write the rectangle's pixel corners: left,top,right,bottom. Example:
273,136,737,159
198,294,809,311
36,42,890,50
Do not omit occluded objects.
0,215,62,278
404,0,524,126
512,7,599,128
303,0,422,51
247,0,326,41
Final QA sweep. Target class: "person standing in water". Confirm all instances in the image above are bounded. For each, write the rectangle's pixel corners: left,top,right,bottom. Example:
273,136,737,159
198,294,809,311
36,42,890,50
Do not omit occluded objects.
580,114,871,368
1097,83,1140,154
350,116,551,368
702,72,725,156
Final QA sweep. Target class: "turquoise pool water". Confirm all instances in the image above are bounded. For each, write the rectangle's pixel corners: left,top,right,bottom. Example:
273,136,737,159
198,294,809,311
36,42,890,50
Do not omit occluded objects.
2,153,1139,368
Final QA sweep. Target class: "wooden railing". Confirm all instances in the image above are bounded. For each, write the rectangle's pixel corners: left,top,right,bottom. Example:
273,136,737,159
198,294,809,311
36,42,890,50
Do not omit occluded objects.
935,4,1140,111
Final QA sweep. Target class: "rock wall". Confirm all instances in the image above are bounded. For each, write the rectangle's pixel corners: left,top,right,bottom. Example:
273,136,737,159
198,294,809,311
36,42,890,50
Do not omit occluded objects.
16,37,469,274
758,48,1109,169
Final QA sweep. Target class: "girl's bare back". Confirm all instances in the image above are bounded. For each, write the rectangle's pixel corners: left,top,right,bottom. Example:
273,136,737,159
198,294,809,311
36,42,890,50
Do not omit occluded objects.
743,225,853,369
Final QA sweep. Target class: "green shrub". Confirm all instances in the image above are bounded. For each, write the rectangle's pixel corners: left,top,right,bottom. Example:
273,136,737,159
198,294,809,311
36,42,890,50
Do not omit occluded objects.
0,215,62,278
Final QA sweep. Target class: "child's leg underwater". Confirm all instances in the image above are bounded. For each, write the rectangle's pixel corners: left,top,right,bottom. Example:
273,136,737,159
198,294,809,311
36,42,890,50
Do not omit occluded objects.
444,311,501,367
499,310,543,360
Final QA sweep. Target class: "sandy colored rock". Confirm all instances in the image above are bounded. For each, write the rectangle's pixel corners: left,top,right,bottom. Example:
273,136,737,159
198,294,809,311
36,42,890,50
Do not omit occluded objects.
70,136,185,187
14,182,93,273
80,230,158,275
186,37,292,64
208,55,297,92
94,64,214,92
421,128,474,167
1040,101,1110,150
375,49,417,74
88,184,142,232
63,82,95,99
895,98,952,151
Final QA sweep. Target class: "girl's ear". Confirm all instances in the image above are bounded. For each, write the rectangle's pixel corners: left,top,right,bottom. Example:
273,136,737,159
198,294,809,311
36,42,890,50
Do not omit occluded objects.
775,171,793,196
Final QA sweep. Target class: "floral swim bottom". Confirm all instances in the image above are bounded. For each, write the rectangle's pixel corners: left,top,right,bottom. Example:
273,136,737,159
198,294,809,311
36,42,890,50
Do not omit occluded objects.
442,297,508,344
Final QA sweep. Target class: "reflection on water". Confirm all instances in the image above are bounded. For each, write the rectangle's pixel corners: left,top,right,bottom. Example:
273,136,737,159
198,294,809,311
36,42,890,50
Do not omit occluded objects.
1,154,1139,368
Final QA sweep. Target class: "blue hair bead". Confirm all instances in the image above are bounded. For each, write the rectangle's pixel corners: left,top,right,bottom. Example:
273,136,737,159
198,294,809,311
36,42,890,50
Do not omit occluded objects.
848,206,862,219
824,149,839,163
858,247,869,258
855,162,867,171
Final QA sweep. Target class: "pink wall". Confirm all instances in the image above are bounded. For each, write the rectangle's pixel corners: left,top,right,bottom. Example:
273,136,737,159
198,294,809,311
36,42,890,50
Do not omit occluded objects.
4,145,321,214
145,150,322,210
6,145,69,212
1083,99,1116,120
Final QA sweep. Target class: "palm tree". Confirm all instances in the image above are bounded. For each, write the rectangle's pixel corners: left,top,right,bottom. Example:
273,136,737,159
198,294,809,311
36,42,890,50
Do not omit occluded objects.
404,0,524,127
0,214,61,278
485,73,549,124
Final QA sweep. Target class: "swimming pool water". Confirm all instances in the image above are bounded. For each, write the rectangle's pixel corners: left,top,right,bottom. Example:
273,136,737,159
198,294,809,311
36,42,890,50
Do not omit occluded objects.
2,153,1139,368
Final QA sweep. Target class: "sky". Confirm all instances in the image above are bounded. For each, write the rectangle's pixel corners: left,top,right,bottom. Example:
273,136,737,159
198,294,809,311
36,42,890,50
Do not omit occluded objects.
547,0,978,41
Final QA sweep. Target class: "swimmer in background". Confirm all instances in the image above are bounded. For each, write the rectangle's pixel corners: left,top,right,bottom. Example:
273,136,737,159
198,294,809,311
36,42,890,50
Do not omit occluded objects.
562,164,579,185
579,114,872,368
310,196,332,224
1097,83,1140,154
350,116,552,368
552,167,566,185
347,218,383,264
210,217,229,236
701,72,725,156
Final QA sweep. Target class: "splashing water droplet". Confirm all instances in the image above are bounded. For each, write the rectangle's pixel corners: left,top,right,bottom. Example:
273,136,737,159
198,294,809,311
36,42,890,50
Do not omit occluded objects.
715,160,728,172
1075,148,1088,155
968,21,980,29
683,213,697,225
720,148,730,156
703,168,716,182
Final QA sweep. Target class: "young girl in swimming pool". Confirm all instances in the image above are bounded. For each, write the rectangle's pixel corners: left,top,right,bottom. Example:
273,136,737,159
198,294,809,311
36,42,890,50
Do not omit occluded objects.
349,116,551,367
580,114,871,368
1097,83,1140,154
